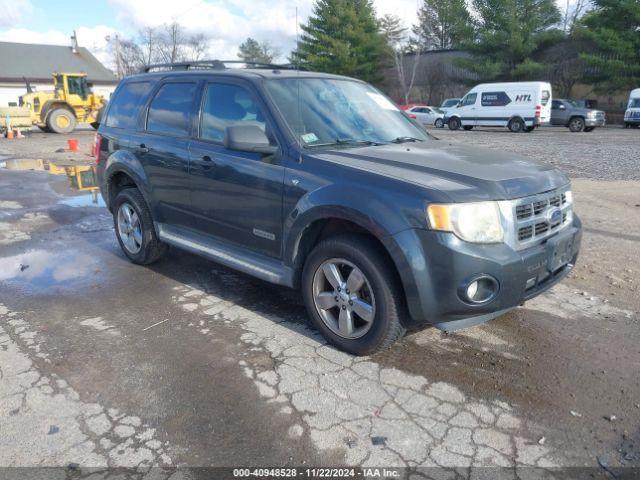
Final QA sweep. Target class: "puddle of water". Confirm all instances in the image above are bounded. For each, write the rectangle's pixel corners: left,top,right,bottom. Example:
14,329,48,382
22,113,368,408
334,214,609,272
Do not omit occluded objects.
0,249,100,289
58,192,105,208
2,158,46,171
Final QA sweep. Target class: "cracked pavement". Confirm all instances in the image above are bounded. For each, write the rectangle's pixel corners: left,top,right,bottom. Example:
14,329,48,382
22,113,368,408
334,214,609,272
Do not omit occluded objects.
1,130,639,475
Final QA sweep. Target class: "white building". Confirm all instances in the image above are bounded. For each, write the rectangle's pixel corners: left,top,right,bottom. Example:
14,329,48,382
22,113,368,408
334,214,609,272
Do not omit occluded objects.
0,41,118,107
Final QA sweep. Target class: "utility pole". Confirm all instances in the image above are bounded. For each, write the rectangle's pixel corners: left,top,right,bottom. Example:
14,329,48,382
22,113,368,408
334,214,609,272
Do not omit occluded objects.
115,34,122,79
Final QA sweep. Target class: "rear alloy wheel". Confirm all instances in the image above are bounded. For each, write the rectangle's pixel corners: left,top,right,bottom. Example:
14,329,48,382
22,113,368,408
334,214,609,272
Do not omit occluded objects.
302,234,406,355
508,117,525,133
113,188,167,265
569,117,585,132
117,203,143,255
448,117,461,130
434,118,444,128
47,108,77,134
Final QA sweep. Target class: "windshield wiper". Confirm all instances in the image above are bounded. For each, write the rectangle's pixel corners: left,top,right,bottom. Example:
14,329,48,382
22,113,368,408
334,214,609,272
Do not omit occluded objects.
390,136,424,144
306,138,384,148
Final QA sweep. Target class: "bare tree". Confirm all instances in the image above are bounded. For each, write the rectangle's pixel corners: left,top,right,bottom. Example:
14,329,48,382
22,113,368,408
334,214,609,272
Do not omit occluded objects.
157,22,185,63
109,22,212,77
380,14,421,104
185,33,209,61
561,0,592,34
138,27,158,67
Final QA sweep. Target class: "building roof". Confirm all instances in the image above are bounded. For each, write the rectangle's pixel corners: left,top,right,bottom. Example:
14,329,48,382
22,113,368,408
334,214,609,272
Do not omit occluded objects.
0,41,117,84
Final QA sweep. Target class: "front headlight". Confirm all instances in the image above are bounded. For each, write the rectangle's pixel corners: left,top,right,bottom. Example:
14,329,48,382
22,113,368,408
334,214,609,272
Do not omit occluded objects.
587,111,597,118
427,201,504,243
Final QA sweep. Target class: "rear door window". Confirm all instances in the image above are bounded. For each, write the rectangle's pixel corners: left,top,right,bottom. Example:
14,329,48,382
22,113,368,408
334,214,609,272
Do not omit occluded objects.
147,82,198,137
541,90,551,106
105,81,152,129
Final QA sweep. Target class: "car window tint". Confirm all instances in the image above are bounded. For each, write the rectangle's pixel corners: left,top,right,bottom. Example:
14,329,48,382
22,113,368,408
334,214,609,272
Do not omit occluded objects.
200,83,266,142
552,100,561,109
461,93,477,106
105,81,152,129
147,82,197,136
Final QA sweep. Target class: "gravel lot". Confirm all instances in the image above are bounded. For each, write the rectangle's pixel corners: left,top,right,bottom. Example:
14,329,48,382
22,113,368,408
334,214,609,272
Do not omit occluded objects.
430,126,640,181
0,128,638,477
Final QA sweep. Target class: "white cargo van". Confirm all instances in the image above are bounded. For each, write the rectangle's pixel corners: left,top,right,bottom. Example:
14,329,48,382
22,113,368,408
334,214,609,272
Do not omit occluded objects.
624,88,640,128
445,82,552,133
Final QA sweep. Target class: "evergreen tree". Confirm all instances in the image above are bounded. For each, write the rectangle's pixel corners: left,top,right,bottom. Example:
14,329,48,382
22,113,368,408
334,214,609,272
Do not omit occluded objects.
578,0,640,92
412,0,474,50
237,37,278,64
292,0,387,83
457,0,562,82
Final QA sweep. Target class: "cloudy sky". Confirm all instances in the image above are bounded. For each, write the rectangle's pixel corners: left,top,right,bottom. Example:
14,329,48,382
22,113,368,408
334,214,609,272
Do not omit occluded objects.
0,0,572,70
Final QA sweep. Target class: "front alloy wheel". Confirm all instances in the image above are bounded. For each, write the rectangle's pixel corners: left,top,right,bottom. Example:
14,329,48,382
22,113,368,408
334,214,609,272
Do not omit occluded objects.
312,258,375,339
117,202,142,254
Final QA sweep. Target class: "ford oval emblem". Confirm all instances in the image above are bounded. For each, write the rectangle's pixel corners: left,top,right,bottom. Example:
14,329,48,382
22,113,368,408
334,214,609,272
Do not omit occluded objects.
548,207,562,224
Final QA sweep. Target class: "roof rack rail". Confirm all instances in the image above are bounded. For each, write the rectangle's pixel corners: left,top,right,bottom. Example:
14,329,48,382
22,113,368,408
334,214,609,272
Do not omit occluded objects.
142,60,295,73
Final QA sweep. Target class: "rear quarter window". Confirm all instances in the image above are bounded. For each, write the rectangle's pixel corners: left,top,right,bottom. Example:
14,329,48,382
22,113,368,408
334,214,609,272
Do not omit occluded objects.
105,81,152,129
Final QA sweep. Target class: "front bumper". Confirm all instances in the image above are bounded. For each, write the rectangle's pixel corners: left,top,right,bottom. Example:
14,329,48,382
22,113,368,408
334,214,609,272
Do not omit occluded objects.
585,117,605,127
386,215,582,329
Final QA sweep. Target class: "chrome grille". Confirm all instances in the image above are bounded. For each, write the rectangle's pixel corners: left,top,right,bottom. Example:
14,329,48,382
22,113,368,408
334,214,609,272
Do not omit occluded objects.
499,186,573,250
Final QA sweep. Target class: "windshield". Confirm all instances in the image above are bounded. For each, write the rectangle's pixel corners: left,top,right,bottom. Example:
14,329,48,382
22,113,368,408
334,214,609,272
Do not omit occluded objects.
265,78,429,147
630,98,640,108
565,99,578,107
441,99,459,108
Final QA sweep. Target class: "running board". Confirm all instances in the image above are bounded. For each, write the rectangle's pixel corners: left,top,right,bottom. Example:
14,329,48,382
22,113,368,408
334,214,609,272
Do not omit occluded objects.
157,223,294,287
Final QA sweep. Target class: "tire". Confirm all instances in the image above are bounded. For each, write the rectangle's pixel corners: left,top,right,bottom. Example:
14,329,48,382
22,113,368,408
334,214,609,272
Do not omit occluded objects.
434,118,444,128
583,126,595,132
47,108,77,134
448,117,461,130
568,116,585,132
508,117,525,133
112,188,167,265
301,234,406,355
37,125,51,133
463,125,473,131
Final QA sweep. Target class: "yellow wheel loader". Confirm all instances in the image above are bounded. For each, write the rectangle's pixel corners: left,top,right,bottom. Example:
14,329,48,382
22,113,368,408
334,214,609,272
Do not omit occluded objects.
0,73,107,134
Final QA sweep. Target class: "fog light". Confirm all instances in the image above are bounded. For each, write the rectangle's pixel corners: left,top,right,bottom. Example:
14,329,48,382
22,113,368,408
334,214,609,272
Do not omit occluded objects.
459,275,499,304
466,281,479,300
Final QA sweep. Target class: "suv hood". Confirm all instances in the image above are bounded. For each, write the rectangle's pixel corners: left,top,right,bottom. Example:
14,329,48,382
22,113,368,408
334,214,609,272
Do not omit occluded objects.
310,141,569,202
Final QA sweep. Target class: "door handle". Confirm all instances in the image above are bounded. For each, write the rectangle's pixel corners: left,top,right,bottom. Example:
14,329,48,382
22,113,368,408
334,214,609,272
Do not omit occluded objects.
138,144,150,153
200,155,216,170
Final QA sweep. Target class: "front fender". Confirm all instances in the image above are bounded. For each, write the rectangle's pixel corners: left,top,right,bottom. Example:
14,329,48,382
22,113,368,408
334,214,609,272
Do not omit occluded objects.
283,182,424,274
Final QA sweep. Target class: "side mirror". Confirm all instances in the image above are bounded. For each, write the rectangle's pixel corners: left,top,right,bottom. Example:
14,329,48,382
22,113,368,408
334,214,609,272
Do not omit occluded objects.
224,125,277,155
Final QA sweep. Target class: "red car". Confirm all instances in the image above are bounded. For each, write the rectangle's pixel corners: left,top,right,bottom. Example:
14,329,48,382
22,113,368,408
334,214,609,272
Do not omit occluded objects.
398,103,427,111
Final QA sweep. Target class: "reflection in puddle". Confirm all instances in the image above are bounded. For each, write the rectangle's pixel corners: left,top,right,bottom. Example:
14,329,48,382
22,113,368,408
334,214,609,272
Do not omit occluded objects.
58,191,106,208
0,249,99,289
3,158,46,171
2,159,101,202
